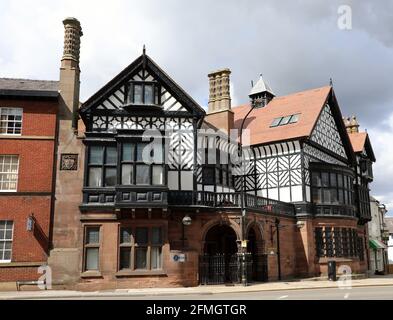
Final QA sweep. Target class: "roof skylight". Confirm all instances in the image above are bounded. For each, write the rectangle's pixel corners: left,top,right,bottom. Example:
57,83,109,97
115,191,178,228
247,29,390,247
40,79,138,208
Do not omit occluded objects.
270,113,300,127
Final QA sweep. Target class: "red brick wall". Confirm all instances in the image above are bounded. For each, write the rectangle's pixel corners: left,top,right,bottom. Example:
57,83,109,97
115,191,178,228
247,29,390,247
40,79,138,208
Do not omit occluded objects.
0,140,55,192
0,99,57,136
0,267,41,282
0,98,57,282
0,197,51,261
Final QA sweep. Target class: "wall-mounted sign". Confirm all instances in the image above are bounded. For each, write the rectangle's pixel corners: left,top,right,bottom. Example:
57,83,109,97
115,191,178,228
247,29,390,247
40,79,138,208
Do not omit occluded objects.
171,252,186,262
60,154,78,171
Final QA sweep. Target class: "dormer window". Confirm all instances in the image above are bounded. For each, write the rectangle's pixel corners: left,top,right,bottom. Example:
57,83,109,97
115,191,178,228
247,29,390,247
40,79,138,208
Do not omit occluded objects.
126,81,160,106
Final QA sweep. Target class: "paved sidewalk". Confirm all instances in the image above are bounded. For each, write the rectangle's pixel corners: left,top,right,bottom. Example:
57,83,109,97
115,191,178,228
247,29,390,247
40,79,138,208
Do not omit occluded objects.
0,275,392,299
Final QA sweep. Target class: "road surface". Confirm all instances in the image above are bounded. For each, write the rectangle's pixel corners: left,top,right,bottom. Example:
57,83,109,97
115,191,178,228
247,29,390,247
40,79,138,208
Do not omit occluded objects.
43,285,393,300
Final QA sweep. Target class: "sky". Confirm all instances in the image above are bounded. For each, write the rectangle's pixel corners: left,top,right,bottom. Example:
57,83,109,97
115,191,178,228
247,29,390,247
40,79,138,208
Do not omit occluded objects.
0,0,392,214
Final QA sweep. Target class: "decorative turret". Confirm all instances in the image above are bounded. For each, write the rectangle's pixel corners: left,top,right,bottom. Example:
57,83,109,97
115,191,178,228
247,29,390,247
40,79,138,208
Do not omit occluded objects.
249,74,275,108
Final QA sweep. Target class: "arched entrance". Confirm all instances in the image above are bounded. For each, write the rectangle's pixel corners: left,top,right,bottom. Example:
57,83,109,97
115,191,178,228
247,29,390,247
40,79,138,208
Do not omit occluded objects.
247,224,268,282
200,224,238,284
204,224,238,256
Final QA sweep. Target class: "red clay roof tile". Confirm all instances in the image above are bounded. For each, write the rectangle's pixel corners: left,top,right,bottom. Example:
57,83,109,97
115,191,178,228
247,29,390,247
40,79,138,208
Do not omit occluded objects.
232,86,332,145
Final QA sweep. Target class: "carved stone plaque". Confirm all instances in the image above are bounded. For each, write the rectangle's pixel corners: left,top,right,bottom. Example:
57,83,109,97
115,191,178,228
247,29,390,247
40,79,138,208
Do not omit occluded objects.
60,154,78,171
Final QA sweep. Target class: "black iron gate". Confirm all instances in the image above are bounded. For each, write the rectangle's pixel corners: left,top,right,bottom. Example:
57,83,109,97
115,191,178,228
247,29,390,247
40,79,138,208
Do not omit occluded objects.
199,254,225,285
199,253,268,285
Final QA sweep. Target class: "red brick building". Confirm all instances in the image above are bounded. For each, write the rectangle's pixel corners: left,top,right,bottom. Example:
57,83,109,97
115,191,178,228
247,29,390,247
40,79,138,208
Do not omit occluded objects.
0,79,58,284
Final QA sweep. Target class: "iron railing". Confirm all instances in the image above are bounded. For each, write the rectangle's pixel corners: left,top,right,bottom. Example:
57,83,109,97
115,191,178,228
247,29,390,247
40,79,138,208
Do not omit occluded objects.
168,191,295,216
199,254,226,285
199,253,268,285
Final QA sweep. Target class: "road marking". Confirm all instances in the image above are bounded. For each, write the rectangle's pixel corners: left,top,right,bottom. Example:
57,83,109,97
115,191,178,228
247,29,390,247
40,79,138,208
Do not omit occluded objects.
278,295,289,300
344,293,350,299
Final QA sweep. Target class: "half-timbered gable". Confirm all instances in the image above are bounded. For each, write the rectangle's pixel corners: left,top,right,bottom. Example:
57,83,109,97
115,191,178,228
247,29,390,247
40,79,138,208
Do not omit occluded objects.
79,52,205,209
309,103,347,159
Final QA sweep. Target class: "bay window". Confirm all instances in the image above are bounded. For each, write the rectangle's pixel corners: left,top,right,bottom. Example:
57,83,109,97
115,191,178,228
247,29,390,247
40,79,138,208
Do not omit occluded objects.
121,142,165,186
311,171,354,206
87,145,117,187
86,140,165,188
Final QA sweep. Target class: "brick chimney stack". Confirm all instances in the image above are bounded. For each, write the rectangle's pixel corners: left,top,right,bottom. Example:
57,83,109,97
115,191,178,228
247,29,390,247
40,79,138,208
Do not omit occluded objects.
205,68,234,134
59,17,83,130
343,116,359,134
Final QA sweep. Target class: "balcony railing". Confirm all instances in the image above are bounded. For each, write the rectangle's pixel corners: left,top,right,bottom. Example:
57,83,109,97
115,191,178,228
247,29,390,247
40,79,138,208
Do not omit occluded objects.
81,188,295,216
167,191,295,216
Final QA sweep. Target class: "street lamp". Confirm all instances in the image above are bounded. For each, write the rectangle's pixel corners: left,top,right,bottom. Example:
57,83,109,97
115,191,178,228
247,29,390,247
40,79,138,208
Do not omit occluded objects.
237,97,262,286
181,214,192,249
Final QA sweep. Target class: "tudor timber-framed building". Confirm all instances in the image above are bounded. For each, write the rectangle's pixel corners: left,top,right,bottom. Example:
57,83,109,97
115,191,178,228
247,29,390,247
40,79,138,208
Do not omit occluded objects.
0,17,376,290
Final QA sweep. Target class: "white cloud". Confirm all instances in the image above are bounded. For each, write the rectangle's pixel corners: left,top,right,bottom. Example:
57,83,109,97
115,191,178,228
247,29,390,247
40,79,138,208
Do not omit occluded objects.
367,114,393,214
1,0,393,209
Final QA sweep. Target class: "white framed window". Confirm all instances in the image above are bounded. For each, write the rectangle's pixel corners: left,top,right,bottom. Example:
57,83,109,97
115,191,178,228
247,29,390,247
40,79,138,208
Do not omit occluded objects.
0,221,13,263
0,155,19,191
0,108,23,135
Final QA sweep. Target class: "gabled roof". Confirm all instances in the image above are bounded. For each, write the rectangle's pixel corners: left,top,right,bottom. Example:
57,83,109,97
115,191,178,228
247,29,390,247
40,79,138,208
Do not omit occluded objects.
80,53,205,117
233,85,355,162
0,78,59,99
249,74,275,96
233,86,332,145
349,131,376,162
